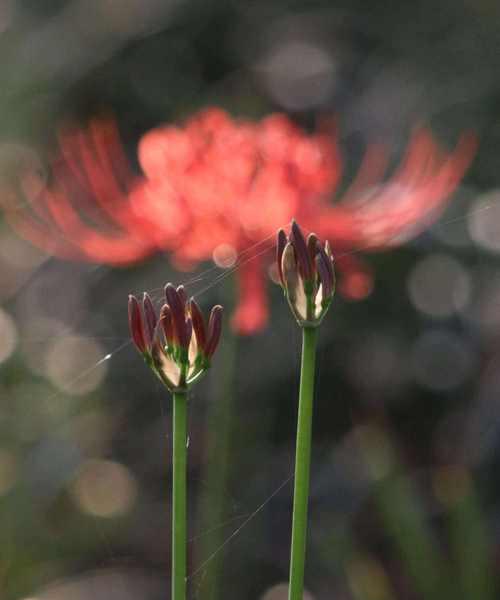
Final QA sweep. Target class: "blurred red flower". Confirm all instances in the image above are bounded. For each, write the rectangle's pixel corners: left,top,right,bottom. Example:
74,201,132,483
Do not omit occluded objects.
1,118,157,265
2,109,476,333
134,108,475,331
132,108,343,332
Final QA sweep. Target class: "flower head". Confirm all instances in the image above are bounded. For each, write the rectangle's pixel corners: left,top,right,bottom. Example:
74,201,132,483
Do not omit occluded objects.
3,110,475,335
135,110,475,332
277,221,335,327
134,108,340,332
128,286,223,392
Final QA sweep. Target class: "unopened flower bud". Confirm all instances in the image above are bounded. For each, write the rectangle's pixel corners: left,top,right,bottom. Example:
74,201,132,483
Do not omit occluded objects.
277,221,335,327
128,284,223,392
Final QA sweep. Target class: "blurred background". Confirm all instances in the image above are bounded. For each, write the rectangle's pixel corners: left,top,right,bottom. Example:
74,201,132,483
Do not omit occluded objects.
1,1,500,599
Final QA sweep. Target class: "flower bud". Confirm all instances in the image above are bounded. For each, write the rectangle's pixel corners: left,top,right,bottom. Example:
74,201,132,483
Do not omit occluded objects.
277,221,335,327
128,284,223,392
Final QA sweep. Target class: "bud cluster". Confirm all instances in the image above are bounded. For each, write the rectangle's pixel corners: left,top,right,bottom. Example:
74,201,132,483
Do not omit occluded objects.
277,221,335,327
128,284,223,392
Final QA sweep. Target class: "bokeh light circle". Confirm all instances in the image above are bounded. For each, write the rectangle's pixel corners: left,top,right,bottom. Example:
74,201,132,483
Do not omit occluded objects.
407,253,470,318
411,330,474,391
212,243,237,268
347,333,407,395
468,190,500,253
71,459,137,518
45,334,107,395
257,40,336,110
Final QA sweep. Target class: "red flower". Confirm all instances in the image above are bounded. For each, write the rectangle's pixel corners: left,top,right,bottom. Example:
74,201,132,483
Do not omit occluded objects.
133,109,340,263
1,118,158,264
132,108,341,332
134,108,475,332
2,109,476,334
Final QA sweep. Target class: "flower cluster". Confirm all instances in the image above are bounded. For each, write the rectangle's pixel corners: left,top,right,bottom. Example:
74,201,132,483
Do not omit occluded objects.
133,108,339,332
2,109,476,334
134,108,339,266
277,221,335,327
128,285,223,392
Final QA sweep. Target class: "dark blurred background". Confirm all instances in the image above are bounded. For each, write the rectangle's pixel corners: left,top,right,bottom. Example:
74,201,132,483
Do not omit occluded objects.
1,1,500,599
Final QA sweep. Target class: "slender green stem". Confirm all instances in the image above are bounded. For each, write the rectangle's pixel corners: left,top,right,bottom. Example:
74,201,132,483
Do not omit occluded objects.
172,391,188,600
289,326,318,600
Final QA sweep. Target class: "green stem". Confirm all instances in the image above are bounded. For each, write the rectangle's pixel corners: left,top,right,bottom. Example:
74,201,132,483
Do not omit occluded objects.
172,391,188,600
289,326,318,600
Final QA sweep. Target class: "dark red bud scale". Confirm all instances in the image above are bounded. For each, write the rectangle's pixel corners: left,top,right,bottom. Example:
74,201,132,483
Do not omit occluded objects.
291,220,313,281
160,304,175,345
277,229,287,287
306,233,319,264
189,299,207,352
315,253,333,299
165,283,190,349
317,244,334,283
151,314,166,354
176,285,188,308
142,292,157,346
128,295,147,353
205,305,223,358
